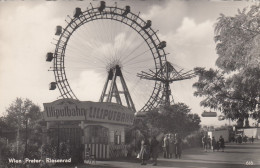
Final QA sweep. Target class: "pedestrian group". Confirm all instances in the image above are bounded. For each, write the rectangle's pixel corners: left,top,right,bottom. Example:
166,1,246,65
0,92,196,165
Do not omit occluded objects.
138,133,182,166
202,134,225,152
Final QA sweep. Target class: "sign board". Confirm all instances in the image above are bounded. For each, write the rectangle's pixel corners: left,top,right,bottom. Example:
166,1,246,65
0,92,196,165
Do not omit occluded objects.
201,111,217,117
43,99,135,125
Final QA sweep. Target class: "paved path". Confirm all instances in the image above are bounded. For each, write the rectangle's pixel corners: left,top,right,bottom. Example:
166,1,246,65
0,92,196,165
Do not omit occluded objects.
60,140,260,168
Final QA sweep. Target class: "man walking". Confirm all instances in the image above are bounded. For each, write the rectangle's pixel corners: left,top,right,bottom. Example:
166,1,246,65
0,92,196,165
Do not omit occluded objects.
202,134,208,152
150,136,159,166
174,133,182,159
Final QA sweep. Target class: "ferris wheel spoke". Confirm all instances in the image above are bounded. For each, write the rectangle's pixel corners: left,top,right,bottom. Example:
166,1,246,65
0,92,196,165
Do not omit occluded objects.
124,64,154,71
66,46,93,61
123,48,151,65
104,19,113,43
111,29,125,61
66,65,106,70
123,75,151,109
74,23,104,51
66,52,107,67
79,22,121,65
94,20,109,45
124,57,154,67
67,41,112,65
81,20,105,46
119,38,146,63
119,36,145,61
66,40,96,59
114,27,134,61
118,38,144,63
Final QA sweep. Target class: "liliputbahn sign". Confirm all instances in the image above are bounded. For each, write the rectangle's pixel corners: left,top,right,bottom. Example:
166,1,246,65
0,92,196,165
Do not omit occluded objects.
43,99,135,125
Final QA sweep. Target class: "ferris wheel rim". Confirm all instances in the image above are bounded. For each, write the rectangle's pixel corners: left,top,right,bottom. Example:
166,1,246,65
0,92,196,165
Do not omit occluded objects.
53,4,167,112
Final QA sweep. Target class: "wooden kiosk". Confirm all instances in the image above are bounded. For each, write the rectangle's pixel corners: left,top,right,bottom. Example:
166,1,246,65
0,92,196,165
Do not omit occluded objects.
43,98,135,160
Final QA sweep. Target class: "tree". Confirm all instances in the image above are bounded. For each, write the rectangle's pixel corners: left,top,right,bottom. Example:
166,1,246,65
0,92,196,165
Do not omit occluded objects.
193,4,260,126
146,103,201,137
214,5,260,72
4,98,41,130
0,98,42,159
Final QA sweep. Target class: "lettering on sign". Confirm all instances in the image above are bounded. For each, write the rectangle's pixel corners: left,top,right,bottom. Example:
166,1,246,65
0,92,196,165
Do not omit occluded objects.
43,99,134,125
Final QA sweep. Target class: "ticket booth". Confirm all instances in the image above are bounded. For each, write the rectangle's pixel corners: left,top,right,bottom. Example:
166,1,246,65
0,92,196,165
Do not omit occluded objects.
43,99,134,160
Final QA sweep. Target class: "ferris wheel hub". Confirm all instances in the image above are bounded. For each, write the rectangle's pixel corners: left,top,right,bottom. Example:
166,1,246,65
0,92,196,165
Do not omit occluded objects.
106,59,122,72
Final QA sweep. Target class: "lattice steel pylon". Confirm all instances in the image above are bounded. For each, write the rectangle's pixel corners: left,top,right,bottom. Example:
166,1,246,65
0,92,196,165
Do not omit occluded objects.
137,61,196,107
100,65,136,112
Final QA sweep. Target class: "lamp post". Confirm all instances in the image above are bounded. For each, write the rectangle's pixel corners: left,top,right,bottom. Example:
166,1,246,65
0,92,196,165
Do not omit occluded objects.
24,113,29,158
24,118,28,158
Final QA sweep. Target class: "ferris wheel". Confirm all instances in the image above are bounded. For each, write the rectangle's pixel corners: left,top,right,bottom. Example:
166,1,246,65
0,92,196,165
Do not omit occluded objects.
46,1,168,112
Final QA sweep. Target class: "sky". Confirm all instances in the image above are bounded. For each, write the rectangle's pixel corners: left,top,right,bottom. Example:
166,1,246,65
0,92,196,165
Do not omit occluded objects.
0,0,258,126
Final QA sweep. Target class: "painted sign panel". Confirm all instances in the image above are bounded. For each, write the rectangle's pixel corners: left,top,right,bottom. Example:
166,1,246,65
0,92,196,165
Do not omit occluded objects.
43,99,134,125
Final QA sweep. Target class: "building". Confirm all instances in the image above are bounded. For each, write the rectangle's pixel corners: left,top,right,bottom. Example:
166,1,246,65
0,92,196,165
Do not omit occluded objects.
237,128,260,139
42,98,135,160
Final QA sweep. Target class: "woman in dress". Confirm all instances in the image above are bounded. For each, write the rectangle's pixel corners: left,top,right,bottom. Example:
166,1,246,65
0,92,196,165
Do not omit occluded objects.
168,134,175,158
139,137,150,165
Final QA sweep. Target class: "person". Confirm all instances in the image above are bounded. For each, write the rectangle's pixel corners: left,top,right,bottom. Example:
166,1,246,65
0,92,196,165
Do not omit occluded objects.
202,134,208,152
251,136,254,143
207,136,211,151
150,136,159,166
238,135,242,144
84,147,96,164
166,134,170,158
139,137,150,165
174,133,182,159
162,134,169,158
243,136,248,143
219,135,225,152
211,136,217,152
168,134,175,158
216,140,220,151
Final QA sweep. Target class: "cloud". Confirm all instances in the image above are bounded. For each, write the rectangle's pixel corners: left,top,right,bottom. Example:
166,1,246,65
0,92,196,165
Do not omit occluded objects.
140,0,187,33
159,17,217,69
174,17,214,45
70,70,104,101
162,17,220,125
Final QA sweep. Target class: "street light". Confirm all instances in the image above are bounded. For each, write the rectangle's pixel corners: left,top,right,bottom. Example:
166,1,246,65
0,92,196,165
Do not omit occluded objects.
24,112,30,158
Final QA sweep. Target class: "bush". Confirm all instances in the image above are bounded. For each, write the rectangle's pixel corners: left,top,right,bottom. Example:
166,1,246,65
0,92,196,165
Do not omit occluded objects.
0,141,19,168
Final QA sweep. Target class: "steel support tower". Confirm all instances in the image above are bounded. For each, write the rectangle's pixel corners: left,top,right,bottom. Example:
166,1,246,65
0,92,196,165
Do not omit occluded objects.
100,65,136,112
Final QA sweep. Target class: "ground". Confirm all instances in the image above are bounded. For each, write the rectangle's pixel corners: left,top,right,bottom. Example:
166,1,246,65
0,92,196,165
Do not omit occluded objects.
40,140,260,168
